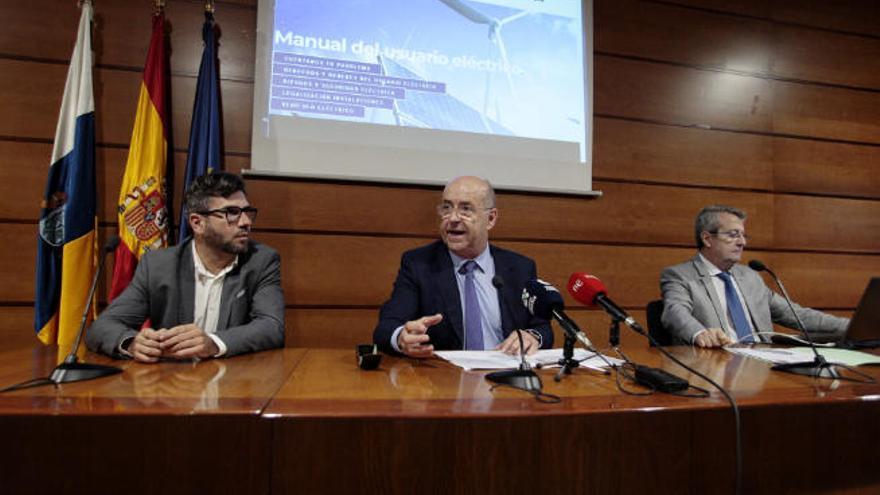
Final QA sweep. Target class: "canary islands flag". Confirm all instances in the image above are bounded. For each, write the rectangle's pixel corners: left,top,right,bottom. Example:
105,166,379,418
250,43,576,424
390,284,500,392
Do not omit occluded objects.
34,0,98,360
108,10,170,301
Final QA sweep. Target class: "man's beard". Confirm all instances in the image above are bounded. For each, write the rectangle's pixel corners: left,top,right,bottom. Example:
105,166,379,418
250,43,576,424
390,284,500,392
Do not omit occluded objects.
204,225,249,254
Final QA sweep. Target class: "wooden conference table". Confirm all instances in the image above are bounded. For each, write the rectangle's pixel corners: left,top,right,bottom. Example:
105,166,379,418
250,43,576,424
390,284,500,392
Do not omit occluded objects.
0,345,878,494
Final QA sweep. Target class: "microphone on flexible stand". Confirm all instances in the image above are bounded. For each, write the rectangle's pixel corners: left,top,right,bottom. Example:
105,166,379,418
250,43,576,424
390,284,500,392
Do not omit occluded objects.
522,279,613,380
522,279,594,348
567,272,690,389
748,259,841,379
49,236,124,384
484,276,542,393
567,273,646,335
1,236,123,393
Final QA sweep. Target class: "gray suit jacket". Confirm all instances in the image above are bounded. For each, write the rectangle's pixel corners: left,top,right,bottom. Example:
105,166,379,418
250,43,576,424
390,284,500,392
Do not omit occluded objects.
660,255,848,344
86,239,285,358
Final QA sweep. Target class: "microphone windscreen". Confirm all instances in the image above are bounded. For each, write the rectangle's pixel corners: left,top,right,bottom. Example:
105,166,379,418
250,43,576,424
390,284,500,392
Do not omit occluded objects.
567,272,607,307
491,275,504,289
748,259,766,272
521,279,564,319
104,235,121,252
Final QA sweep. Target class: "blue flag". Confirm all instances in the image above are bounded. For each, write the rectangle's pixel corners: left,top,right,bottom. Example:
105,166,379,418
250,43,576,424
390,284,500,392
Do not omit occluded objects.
35,0,98,360
179,11,221,241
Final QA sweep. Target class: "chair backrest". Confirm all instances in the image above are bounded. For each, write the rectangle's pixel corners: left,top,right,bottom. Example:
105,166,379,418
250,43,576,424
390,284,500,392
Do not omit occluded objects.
646,299,675,347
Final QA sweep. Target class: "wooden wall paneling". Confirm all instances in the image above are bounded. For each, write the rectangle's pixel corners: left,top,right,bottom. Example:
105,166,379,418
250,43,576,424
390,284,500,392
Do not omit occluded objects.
596,0,880,89
597,0,776,74
0,223,39,304
162,1,256,81
247,179,780,250
533,117,880,200
664,0,880,37
20,151,879,257
762,251,879,309
0,142,251,225
593,117,776,190
772,195,880,253
494,181,776,248
0,224,117,304
0,307,42,352
595,55,774,131
595,55,880,144
152,129,876,214
0,1,84,62
247,179,451,236
247,232,880,310
770,82,880,143
0,61,254,153
0,0,256,81
0,141,55,222
0,60,66,139
769,137,880,199
772,27,880,89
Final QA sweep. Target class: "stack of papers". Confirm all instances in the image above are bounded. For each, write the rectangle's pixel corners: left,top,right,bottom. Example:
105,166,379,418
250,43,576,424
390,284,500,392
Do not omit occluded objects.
435,348,623,371
726,347,880,367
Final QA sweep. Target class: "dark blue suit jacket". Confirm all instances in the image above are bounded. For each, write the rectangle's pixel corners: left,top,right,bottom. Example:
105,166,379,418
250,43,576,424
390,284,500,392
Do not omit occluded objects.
373,240,553,354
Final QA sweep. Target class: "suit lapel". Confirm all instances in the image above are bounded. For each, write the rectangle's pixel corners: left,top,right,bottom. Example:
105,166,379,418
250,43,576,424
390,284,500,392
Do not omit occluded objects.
692,256,730,333
433,247,464,349
492,247,513,333
216,267,239,331
178,243,196,325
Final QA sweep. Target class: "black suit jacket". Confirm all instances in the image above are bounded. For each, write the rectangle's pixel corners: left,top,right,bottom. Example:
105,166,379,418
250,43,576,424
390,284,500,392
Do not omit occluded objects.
373,240,553,354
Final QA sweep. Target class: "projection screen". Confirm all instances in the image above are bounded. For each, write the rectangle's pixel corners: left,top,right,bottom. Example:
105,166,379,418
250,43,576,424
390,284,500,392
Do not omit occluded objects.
250,0,594,195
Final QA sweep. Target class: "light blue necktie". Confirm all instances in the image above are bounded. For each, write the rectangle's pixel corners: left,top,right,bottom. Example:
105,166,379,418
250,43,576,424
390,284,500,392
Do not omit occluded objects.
460,260,484,350
717,271,754,343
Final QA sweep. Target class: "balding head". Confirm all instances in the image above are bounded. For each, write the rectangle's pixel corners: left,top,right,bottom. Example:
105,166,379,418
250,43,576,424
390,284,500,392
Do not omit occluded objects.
438,176,498,259
443,176,495,208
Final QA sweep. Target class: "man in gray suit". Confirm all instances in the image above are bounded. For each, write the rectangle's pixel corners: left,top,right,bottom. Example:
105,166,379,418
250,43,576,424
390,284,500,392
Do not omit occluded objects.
660,205,847,348
87,172,285,362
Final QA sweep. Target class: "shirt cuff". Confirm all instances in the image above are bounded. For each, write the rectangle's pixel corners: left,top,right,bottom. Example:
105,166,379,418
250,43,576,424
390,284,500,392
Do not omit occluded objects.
523,329,543,348
691,328,708,346
118,336,135,358
209,334,227,358
390,325,405,353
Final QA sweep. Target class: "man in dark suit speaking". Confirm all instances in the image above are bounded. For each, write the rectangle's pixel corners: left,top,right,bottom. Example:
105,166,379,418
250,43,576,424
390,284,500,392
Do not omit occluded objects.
374,176,552,357
87,172,285,362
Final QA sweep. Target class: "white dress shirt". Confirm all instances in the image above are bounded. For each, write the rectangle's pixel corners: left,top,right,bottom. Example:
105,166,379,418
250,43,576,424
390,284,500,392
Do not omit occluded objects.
192,243,237,357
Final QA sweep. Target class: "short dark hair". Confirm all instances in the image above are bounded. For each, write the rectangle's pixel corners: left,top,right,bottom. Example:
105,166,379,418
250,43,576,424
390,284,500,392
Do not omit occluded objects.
694,205,747,248
184,172,247,214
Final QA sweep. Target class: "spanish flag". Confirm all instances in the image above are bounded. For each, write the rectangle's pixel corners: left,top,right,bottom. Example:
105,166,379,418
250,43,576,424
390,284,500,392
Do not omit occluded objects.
108,9,170,301
34,0,97,360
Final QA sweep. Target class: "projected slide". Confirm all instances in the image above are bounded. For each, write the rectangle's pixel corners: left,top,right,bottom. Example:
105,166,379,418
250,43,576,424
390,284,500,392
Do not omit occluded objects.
268,0,586,159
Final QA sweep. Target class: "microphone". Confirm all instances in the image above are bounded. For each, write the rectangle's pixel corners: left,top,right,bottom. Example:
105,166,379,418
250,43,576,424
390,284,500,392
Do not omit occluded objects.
484,276,542,393
567,273,645,335
491,276,530,370
748,259,839,379
50,235,124,384
521,279,593,348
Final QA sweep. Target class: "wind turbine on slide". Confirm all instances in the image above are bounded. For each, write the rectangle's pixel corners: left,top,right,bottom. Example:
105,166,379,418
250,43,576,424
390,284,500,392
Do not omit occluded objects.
438,0,529,124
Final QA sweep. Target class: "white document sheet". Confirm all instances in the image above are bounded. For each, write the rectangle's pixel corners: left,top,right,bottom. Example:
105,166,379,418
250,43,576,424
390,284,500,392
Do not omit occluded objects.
726,346,880,367
435,348,623,371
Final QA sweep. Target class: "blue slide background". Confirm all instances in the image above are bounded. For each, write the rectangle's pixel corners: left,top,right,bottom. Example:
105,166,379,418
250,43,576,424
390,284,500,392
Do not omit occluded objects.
270,0,586,156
